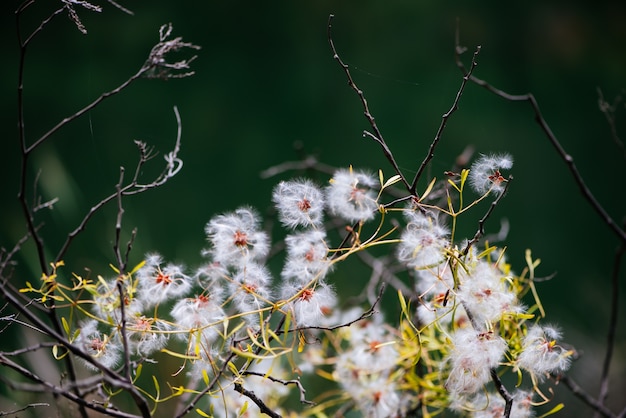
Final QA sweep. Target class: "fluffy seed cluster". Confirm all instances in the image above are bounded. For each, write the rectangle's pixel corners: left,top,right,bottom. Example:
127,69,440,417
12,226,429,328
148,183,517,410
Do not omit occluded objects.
73,162,571,418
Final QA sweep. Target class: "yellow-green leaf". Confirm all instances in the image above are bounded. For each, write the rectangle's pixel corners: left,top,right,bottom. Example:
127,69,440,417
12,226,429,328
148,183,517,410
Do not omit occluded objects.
421,177,437,201
152,375,160,394
129,260,146,275
398,290,408,313
459,168,469,189
382,174,402,190
61,317,70,336
538,403,565,418
239,401,249,416
161,348,201,360
134,363,143,381
195,408,212,417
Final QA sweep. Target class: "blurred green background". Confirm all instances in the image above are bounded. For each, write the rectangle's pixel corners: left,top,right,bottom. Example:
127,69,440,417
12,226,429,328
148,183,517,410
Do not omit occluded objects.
1,0,625,415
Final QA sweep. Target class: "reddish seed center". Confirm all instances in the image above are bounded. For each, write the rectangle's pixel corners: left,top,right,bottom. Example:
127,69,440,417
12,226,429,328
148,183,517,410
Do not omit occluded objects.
304,247,316,262
297,198,311,212
489,170,505,184
233,230,248,247
368,340,381,353
372,391,382,404
349,187,366,203
90,338,105,352
135,317,152,331
299,288,315,302
478,331,494,340
156,271,172,285
243,283,257,293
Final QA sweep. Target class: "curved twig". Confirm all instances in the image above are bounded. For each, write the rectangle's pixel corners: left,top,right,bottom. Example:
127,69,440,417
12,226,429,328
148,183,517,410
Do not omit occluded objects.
454,28,626,245
327,14,411,192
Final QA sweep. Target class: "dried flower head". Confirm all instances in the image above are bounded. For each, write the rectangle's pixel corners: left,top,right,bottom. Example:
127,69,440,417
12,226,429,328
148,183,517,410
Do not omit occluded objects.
469,153,513,195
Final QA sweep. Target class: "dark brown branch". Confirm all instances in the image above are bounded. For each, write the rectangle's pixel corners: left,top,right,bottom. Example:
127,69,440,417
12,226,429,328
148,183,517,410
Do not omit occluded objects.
0,402,50,417
490,369,513,418
462,176,513,256
327,14,412,192
233,382,282,418
411,45,482,194
174,351,237,418
595,243,625,418
454,31,626,245
0,354,142,418
241,371,315,405
54,107,183,264
114,167,127,273
0,288,152,418
560,374,617,418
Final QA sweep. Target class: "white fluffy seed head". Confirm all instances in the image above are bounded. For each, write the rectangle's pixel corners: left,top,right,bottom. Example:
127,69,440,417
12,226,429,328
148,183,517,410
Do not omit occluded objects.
469,153,513,195
326,168,379,223
204,207,270,268
272,179,325,229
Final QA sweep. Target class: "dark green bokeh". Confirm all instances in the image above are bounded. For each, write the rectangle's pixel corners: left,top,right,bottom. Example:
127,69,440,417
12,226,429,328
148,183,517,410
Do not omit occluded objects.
1,0,625,415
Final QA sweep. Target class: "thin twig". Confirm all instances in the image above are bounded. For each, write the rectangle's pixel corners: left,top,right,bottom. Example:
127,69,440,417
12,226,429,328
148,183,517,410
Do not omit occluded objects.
233,382,282,418
595,243,625,418
0,402,50,417
114,167,126,272
411,45,482,194
462,176,513,255
174,351,237,418
454,27,626,245
490,369,513,418
327,14,412,192
0,354,142,418
560,374,617,418
241,371,315,405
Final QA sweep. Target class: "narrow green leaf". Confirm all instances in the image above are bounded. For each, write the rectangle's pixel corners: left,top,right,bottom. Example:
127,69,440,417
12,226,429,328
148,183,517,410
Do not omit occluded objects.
421,177,437,200
239,401,249,416
195,408,212,417
538,403,565,418
382,174,402,190
61,317,70,335
152,375,160,394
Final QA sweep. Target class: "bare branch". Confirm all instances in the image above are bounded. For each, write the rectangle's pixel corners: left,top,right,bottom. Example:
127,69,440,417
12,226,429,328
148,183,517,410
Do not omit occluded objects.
55,107,184,263
0,354,142,418
233,382,282,418
327,14,412,192
0,402,50,417
490,369,513,418
462,176,513,256
560,374,617,418
241,371,315,406
455,27,626,245
595,243,625,418
411,44,481,194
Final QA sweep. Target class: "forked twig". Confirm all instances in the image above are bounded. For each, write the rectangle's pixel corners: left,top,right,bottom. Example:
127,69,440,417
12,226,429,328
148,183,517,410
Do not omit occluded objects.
454,26,626,245
327,14,411,192
411,45,482,194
